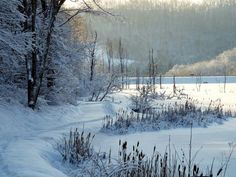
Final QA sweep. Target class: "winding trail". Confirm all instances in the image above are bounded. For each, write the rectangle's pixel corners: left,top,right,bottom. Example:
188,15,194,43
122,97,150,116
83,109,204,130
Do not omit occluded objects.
0,101,117,177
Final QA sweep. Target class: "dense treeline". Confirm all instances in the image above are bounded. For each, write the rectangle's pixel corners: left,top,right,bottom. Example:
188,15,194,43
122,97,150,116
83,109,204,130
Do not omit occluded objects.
88,0,236,74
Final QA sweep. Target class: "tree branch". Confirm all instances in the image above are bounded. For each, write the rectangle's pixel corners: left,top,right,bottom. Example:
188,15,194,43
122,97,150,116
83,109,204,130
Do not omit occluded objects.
58,0,116,27
58,8,104,27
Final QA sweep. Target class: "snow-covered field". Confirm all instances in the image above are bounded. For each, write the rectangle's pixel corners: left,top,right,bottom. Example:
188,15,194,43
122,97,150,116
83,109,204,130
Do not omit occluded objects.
0,81,236,177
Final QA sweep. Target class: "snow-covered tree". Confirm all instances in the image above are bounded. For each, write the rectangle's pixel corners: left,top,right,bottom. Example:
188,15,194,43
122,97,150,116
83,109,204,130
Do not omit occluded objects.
0,0,117,108
0,0,30,88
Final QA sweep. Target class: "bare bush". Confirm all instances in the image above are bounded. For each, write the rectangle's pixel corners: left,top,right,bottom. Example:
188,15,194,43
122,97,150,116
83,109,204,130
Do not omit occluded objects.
57,130,235,177
101,100,233,134
65,139,232,177
57,129,95,165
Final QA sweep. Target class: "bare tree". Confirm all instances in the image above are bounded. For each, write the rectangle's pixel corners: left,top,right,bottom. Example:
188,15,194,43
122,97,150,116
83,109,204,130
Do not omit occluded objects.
148,48,158,92
99,73,118,101
159,74,162,89
173,75,176,94
88,32,98,101
136,67,140,90
89,32,97,82
22,0,67,109
21,0,110,109
118,38,125,89
223,63,227,93
106,39,113,73
196,73,202,92
125,58,129,89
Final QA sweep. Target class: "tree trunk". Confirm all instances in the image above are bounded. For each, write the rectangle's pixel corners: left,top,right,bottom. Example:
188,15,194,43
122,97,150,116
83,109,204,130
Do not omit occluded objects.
90,32,97,81
119,38,124,89
28,0,37,108
29,0,66,109
173,75,176,94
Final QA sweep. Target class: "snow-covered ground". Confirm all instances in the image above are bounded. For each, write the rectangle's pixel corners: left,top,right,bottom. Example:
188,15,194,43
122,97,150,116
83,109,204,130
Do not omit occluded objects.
0,82,236,177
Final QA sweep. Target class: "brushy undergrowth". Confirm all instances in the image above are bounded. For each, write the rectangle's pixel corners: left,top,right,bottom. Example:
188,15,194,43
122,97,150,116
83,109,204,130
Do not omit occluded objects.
57,129,234,177
101,99,233,134
104,140,226,177
57,129,96,165
130,84,189,114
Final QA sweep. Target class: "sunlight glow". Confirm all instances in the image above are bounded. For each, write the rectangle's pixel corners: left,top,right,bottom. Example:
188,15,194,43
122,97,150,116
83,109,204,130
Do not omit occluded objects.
64,0,78,8
64,0,204,8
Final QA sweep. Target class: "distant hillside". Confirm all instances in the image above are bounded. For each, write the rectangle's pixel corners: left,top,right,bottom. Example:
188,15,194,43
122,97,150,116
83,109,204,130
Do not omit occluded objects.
166,48,236,76
86,0,236,72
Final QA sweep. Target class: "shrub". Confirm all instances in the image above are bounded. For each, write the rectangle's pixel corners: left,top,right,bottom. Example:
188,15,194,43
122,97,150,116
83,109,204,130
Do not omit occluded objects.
57,129,95,165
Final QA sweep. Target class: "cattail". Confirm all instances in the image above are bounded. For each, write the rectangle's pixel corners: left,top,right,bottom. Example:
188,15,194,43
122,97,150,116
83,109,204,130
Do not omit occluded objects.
123,141,127,150
217,168,223,176
153,146,156,153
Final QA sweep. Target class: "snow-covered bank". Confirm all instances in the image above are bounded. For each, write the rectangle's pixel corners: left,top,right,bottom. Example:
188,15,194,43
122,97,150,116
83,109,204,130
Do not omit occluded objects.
0,83,235,177
95,118,236,176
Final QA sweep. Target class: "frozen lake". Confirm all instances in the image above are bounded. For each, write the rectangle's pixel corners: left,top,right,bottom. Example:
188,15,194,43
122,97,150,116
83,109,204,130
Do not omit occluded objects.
128,76,236,84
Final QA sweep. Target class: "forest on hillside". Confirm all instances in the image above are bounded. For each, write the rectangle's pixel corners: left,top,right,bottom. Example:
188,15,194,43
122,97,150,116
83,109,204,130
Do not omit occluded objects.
87,0,236,73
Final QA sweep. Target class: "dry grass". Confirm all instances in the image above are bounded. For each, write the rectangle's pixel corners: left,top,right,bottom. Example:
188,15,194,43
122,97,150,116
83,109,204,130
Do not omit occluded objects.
57,129,235,177
57,129,95,165
101,99,233,134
